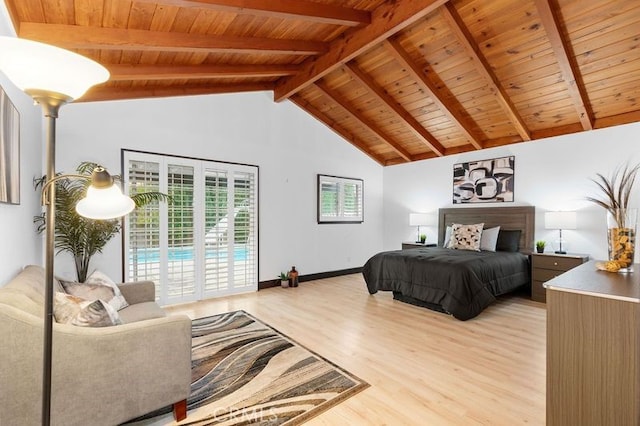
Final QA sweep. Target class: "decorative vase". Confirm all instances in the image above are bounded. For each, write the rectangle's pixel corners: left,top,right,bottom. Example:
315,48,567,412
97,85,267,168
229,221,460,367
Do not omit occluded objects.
607,208,637,272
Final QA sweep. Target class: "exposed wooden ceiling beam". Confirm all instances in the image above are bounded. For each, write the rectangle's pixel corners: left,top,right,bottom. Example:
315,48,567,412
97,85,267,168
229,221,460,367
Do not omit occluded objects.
440,3,531,142
595,110,640,130
78,82,273,102
383,38,483,150
315,81,412,162
290,96,385,166
19,23,328,55
151,0,371,27
273,0,449,101
107,63,299,81
344,62,445,157
534,0,594,131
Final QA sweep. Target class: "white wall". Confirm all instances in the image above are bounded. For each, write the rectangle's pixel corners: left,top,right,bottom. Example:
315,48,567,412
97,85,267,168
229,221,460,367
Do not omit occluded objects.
383,121,640,262
54,92,384,281
0,4,44,284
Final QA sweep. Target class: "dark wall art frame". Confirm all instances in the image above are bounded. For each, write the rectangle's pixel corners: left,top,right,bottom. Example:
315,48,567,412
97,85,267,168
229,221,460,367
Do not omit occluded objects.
0,85,20,205
317,174,364,224
453,155,514,204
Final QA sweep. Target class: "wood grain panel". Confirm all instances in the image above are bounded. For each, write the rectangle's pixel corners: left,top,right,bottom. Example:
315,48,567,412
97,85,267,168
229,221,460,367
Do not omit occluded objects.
438,206,535,252
547,288,639,425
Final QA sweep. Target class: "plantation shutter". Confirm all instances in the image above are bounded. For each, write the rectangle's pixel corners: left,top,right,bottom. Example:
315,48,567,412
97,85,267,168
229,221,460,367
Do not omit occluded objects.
124,151,258,305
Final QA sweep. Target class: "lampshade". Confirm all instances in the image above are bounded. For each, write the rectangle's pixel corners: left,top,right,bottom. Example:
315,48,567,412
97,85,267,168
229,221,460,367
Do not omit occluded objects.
545,211,577,230
409,213,435,226
76,184,135,220
0,36,109,100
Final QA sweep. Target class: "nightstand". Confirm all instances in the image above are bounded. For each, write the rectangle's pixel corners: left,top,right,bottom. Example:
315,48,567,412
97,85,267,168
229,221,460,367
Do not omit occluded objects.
531,252,589,302
401,242,437,249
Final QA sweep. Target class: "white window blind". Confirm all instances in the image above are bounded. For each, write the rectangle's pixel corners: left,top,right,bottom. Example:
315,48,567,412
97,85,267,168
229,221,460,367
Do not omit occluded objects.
317,174,364,223
124,151,258,305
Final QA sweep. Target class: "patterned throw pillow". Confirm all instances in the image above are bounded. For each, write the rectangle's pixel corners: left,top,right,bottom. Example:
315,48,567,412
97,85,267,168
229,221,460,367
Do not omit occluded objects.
53,292,122,327
61,270,129,311
449,223,485,251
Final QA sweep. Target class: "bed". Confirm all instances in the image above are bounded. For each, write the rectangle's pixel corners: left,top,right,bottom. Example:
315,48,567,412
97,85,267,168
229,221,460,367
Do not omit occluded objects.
363,206,535,320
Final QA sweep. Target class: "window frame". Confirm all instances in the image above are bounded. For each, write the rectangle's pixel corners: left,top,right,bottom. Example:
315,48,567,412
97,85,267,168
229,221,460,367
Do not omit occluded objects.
317,174,364,224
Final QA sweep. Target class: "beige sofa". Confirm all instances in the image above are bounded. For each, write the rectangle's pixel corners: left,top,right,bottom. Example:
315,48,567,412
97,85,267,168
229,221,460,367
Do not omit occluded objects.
0,265,192,426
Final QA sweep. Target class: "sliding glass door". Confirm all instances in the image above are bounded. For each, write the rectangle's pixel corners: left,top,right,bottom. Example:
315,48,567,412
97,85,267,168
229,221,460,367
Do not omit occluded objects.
123,151,258,305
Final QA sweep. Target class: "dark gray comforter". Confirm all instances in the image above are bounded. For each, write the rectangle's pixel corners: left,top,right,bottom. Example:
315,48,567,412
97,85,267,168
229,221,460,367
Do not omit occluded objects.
363,247,530,320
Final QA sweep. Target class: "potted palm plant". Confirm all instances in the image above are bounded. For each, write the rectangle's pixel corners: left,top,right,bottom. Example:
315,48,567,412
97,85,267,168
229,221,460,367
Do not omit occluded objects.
535,240,546,253
279,272,289,288
586,163,640,272
34,161,171,282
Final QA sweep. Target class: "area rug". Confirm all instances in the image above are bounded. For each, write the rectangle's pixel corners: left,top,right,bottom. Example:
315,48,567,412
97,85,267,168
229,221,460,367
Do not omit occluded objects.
128,310,368,425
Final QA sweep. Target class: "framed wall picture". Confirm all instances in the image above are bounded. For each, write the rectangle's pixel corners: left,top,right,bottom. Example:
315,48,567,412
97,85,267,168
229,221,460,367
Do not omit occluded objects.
317,174,364,223
0,85,20,205
453,155,514,204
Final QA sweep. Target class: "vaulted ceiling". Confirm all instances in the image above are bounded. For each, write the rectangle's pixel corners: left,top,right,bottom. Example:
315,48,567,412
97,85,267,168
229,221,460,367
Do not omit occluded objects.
4,0,639,165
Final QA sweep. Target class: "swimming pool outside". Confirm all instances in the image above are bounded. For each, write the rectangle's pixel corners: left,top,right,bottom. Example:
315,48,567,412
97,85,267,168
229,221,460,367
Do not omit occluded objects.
130,245,248,263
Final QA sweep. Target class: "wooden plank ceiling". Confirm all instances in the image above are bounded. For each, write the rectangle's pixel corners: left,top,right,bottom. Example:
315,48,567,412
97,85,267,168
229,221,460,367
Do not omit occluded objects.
5,0,639,165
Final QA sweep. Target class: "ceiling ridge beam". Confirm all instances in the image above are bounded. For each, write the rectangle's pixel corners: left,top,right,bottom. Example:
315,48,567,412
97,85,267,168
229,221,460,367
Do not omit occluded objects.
440,3,531,142
152,0,371,27
383,38,483,150
534,0,594,130
344,62,445,157
78,82,273,102
290,96,385,165
274,0,449,101
107,63,299,81
19,22,328,55
315,81,412,162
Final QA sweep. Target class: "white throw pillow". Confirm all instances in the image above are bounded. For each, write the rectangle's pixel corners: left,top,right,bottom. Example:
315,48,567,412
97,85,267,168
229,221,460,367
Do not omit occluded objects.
86,270,129,311
53,292,121,327
444,226,453,248
480,226,501,251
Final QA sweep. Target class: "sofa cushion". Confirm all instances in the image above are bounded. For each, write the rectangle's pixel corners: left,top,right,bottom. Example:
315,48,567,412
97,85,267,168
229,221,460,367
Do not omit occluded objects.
53,292,122,327
3,265,65,305
86,270,129,310
60,271,129,311
0,291,43,317
118,301,167,324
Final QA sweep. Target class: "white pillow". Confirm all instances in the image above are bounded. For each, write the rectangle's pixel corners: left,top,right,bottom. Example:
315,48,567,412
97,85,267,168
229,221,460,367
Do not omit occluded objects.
86,270,129,311
480,226,501,251
53,292,122,327
444,226,452,248
449,223,485,251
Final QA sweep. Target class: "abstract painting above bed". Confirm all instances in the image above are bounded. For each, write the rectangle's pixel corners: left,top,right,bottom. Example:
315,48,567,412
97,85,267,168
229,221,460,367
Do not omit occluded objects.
364,206,535,320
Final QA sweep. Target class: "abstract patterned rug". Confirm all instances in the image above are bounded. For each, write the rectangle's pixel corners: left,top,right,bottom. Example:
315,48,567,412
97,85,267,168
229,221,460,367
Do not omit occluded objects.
128,310,368,425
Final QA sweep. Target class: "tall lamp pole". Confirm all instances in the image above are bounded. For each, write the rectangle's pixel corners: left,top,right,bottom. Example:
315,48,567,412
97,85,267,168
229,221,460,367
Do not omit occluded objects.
0,37,115,425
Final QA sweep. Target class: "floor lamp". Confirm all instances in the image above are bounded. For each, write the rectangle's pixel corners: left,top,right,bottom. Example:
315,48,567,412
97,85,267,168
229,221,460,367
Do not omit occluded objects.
0,37,133,425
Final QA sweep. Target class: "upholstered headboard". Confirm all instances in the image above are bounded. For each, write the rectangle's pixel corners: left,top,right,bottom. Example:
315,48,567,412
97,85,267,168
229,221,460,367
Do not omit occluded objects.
438,206,535,253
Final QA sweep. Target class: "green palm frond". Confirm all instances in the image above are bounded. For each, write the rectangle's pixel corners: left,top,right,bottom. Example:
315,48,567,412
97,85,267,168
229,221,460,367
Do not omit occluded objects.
34,161,169,282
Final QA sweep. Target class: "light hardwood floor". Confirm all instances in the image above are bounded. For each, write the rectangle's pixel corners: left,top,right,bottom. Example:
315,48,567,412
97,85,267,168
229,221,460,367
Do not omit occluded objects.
165,274,546,425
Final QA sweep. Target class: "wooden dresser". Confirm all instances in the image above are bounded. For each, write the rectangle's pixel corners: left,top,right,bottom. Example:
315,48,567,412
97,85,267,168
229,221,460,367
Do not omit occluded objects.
530,253,589,302
545,261,640,425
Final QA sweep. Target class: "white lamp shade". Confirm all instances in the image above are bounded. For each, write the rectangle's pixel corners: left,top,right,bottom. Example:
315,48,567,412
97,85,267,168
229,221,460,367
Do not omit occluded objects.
76,185,135,220
545,211,577,230
409,213,435,226
0,37,109,100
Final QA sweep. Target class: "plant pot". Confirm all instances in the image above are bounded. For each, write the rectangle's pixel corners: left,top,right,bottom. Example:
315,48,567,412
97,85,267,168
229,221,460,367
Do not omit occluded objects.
536,247,544,253
281,279,289,288
607,208,637,272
